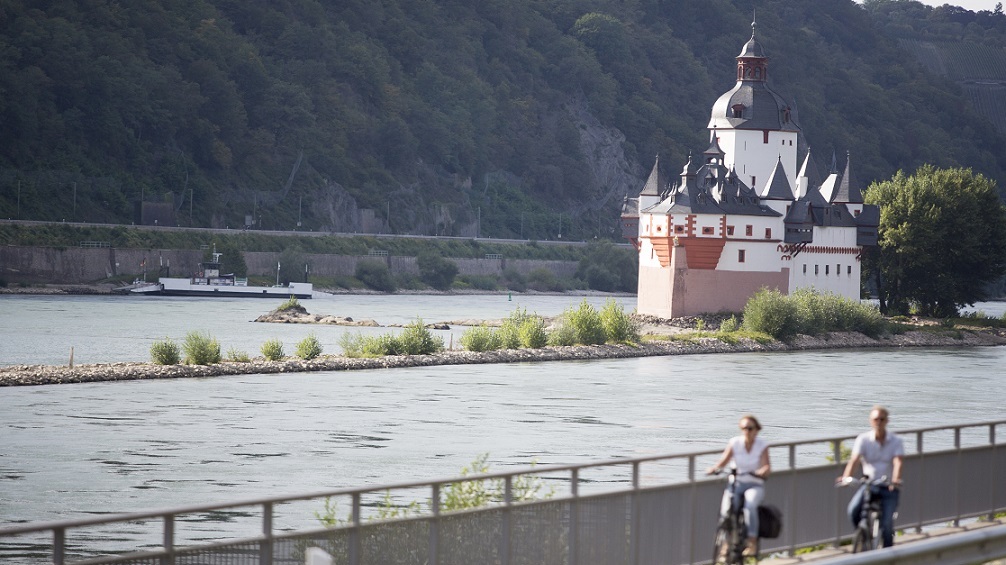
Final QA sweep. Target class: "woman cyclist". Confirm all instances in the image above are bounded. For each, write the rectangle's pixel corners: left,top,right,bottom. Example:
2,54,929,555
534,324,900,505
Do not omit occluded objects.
707,414,772,556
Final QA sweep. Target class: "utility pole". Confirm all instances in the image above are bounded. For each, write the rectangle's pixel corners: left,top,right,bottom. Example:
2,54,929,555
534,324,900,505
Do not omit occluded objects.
477,206,481,239
297,195,302,229
17,180,20,219
189,188,193,225
558,212,562,239
72,182,76,221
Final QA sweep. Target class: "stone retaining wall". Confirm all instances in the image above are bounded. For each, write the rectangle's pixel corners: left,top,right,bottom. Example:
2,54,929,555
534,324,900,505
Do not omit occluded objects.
1,246,578,284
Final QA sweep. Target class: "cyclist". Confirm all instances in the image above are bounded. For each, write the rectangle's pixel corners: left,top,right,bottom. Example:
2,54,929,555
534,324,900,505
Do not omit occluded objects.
707,414,771,556
837,405,904,548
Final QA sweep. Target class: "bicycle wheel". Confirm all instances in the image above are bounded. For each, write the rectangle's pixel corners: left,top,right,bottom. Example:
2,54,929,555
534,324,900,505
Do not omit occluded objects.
712,524,731,564
852,527,871,553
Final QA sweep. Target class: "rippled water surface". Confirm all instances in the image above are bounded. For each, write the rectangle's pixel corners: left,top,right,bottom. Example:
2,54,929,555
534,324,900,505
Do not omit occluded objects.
1,294,1004,562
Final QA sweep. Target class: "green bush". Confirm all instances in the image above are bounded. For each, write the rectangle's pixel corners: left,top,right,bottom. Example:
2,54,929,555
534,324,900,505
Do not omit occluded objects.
527,268,564,292
362,333,403,356
295,334,323,360
719,315,740,333
743,288,888,340
460,325,502,352
182,331,221,365
548,319,577,346
566,300,606,345
742,288,800,340
150,338,180,365
355,259,397,292
261,338,285,361
417,251,459,290
457,274,499,291
599,299,639,343
518,316,549,348
277,296,301,312
502,267,527,292
497,308,530,349
339,333,366,357
398,319,444,355
225,347,251,363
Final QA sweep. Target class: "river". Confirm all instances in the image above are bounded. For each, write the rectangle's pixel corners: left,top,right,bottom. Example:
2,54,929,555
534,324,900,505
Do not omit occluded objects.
0,294,1004,562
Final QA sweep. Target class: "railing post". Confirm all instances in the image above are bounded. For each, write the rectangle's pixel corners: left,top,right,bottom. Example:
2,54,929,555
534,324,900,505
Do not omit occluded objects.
954,427,962,526
350,493,361,565
688,455,696,565
789,444,797,557
502,475,512,565
630,461,640,565
163,514,175,565
569,468,579,565
54,527,65,565
429,484,440,565
916,431,925,533
991,424,998,522
834,439,843,548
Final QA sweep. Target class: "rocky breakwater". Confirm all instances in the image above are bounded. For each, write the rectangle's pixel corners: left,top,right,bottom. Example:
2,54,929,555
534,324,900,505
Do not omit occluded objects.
253,302,380,326
2,327,1005,388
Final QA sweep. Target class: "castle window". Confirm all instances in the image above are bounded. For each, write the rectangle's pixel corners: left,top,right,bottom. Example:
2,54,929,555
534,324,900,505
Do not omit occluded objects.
738,250,746,263
674,225,685,234
732,104,745,118
727,226,735,236
656,226,662,232
745,225,753,236
702,226,714,235
826,265,830,275
803,264,807,274
763,131,770,144
854,209,861,217
847,266,852,275
815,265,819,275
837,263,841,274
765,227,772,238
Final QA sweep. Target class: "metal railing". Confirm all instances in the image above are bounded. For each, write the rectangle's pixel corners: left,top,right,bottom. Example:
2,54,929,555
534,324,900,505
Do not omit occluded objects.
2,420,1004,565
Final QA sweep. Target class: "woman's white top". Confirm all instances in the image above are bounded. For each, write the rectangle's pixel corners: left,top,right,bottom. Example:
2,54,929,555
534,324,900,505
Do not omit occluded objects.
729,435,768,484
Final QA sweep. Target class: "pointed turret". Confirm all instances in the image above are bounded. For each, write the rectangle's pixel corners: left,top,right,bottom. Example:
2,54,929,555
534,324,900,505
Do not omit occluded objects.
831,151,863,204
704,128,726,165
795,147,822,199
638,155,665,211
761,156,794,201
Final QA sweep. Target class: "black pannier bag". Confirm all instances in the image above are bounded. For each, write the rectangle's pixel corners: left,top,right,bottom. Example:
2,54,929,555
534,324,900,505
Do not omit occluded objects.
758,504,783,539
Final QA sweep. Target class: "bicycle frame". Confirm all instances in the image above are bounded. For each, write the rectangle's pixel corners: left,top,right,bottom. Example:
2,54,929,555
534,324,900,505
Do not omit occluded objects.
711,468,757,564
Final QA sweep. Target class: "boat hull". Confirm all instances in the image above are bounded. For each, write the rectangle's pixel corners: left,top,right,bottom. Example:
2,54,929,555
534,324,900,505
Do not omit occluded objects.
131,278,312,299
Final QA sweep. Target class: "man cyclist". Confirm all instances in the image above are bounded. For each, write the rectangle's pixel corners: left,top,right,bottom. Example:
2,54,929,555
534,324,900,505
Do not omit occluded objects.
838,405,905,548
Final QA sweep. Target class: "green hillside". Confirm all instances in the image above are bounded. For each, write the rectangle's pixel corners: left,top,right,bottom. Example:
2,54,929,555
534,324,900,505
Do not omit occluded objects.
2,0,1005,239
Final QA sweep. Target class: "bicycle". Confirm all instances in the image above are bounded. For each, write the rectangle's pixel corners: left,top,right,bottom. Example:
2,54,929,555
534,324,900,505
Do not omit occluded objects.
838,475,895,553
710,468,760,564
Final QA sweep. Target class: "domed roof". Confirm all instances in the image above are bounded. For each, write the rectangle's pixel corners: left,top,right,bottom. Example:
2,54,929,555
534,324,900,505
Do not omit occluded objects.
708,82,795,131
738,35,765,58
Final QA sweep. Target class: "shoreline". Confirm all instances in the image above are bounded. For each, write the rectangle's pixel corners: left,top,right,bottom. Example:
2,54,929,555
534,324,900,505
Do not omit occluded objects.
2,328,1003,387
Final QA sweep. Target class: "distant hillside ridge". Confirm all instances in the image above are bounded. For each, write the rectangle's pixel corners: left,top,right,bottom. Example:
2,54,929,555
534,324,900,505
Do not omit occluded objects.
2,0,1006,238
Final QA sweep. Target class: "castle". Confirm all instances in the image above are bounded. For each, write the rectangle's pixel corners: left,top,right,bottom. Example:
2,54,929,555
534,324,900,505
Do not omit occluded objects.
621,21,880,318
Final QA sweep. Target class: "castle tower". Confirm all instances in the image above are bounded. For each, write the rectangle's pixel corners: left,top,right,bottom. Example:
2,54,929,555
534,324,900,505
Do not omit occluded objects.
708,20,799,196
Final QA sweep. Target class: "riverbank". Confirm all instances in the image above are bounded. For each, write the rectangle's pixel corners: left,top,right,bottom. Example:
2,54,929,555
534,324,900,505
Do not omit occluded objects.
2,326,1003,387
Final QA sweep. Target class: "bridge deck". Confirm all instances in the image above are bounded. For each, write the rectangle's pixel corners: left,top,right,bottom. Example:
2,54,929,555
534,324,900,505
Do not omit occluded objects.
762,517,1006,564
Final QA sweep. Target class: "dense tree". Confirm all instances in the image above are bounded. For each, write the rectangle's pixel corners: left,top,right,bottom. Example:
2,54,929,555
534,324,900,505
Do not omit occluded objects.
416,251,458,290
864,166,1006,317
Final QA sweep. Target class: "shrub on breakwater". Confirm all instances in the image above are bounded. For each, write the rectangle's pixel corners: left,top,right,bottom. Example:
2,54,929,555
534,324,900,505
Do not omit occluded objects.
150,338,180,365
182,331,221,365
261,338,285,361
